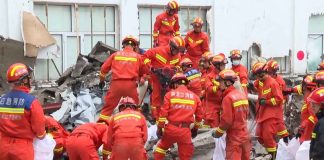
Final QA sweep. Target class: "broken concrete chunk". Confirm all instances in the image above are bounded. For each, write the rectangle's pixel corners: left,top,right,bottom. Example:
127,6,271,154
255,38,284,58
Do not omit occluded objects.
71,55,89,78
88,41,117,63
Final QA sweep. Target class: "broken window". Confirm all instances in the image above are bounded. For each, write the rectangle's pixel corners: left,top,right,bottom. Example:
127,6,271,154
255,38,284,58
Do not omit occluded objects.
138,6,210,50
306,15,324,73
33,3,117,80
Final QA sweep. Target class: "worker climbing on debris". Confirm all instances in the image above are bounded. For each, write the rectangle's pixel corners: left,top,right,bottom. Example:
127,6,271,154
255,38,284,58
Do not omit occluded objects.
0,63,46,160
153,0,180,47
65,122,109,160
45,115,70,160
211,69,251,160
180,58,202,96
252,62,288,160
106,97,148,160
183,17,210,69
154,73,203,160
142,36,184,120
229,49,248,94
203,53,227,128
98,35,146,122
308,87,324,160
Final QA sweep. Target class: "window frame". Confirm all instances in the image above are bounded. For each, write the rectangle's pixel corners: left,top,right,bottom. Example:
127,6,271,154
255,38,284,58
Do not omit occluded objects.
306,33,324,73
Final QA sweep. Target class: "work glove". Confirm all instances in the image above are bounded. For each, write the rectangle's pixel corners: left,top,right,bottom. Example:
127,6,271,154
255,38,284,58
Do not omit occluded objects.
259,98,266,106
211,130,219,138
157,127,163,139
191,128,198,139
283,88,293,96
99,81,106,89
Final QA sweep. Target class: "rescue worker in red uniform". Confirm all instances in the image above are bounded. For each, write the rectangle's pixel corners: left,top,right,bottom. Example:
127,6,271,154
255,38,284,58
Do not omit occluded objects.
65,123,109,160
315,70,324,88
180,58,202,96
143,36,184,119
212,69,251,160
99,36,146,122
154,73,203,160
45,115,70,160
252,62,288,159
203,53,227,128
184,17,210,69
0,63,46,160
107,97,147,160
199,52,214,116
266,60,287,93
229,49,248,94
153,0,180,47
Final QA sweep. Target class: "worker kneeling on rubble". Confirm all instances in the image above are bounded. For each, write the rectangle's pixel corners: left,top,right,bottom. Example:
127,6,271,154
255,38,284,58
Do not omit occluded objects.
211,69,251,160
98,35,146,122
65,122,109,160
0,63,46,160
106,97,148,160
154,73,203,160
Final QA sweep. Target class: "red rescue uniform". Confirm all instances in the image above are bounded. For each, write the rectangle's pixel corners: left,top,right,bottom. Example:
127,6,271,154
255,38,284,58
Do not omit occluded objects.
204,67,222,127
45,116,70,159
254,75,288,153
0,86,46,160
184,68,202,96
99,46,146,121
184,31,209,68
65,123,109,160
214,86,251,160
300,101,318,142
154,85,203,160
231,64,248,94
143,46,181,118
107,108,147,160
153,12,180,46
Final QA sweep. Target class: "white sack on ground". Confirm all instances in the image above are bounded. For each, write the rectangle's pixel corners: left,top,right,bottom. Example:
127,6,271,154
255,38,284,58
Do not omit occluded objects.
70,89,96,126
33,135,56,160
295,141,310,160
213,134,226,160
51,89,76,123
276,139,295,160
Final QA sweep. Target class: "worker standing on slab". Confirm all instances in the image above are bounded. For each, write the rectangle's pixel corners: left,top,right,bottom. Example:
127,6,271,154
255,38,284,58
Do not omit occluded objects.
0,63,46,160
180,58,202,96
142,36,184,120
184,17,210,69
229,49,248,94
45,115,70,160
153,0,180,47
65,122,109,160
106,97,147,160
252,62,288,159
98,35,146,122
154,73,203,160
211,69,251,160
308,87,324,160
203,53,227,128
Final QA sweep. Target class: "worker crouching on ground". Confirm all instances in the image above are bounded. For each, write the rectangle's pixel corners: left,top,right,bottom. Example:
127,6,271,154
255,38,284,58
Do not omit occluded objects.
98,35,146,122
211,69,251,160
106,97,148,160
154,73,203,160
65,122,109,160
0,63,46,160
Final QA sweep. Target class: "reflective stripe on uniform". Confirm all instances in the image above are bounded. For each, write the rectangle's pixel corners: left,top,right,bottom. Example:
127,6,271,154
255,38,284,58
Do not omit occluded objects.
144,58,151,64
301,104,307,112
233,100,249,108
170,98,195,105
296,85,302,95
277,129,288,136
270,98,277,105
155,147,167,154
241,83,247,87
212,86,217,93
262,88,271,95
114,56,138,62
99,114,110,120
54,147,63,152
196,40,203,44
187,73,201,81
175,31,180,35
161,21,170,26
216,127,225,134
259,81,264,87
158,117,167,122
308,116,315,124
155,54,167,64
114,114,141,121
102,149,111,155
312,132,317,139
266,147,277,152
170,58,179,65
0,107,24,114
188,37,194,43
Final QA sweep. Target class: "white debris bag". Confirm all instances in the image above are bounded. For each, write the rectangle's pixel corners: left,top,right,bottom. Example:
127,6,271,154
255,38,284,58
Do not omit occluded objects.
287,138,300,159
276,139,294,160
33,135,56,160
213,134,226,160
295,141,310,160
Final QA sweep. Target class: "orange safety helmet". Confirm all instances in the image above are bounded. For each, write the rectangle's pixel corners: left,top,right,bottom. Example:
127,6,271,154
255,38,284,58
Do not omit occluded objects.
307,87,324,108
170,73,188,85
229,49,242,59
252,62,266,75
315,71,324,84
191,17,203,26
211,53,228,65
122,35,139,46
317,61,324,71
118,96,137,111
180,58,193,67
167,0,179,11
265,60,279,72
6,63,32,83
217,69,237,82
302,75,316,90
170,36,185,49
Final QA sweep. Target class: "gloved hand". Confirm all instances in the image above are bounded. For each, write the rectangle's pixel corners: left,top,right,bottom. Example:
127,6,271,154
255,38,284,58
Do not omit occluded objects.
157,127,163,139
259,98,266,106
283,136,289,144
283,88,293,96
211,130,219,138
191,128,198,139
99,81,106,89
296,126,304,138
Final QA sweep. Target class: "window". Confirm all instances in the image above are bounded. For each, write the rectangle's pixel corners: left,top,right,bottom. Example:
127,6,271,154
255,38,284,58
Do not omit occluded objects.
307,15,324,72
138,6,210,50
34,4,118,80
